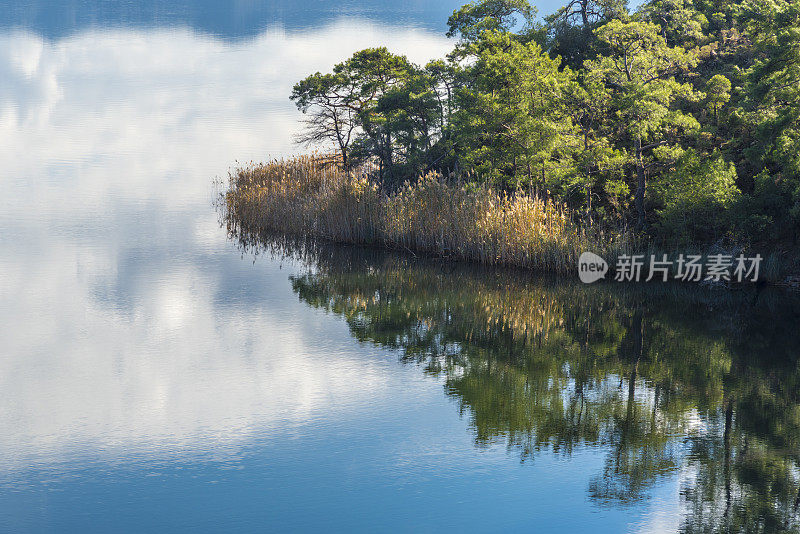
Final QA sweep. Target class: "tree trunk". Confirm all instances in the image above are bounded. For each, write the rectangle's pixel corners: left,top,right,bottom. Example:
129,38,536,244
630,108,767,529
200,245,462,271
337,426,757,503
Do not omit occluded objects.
634,133,647,230
586,181,592,226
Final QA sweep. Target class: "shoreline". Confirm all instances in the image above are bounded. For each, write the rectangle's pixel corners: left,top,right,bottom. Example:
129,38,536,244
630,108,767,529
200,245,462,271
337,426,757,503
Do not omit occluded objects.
222,156,799,291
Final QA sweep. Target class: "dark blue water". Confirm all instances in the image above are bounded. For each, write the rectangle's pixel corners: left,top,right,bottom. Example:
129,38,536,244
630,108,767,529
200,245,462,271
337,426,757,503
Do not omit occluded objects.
0,1,796,533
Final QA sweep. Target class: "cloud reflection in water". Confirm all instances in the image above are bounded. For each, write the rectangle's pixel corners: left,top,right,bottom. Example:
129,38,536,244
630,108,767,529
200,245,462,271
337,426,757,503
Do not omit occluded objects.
0,21,451,472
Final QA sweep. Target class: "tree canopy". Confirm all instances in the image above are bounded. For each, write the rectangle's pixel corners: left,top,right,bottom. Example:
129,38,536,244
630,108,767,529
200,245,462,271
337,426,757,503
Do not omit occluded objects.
291,0,800,249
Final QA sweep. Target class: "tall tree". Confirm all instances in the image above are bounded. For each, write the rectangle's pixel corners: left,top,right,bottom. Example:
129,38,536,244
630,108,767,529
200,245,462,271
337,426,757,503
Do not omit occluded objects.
638,0,708,47
563,74,628,222
587,20,700,229
370,66,446,179
542,0,627,68
291,72,360,170
705,73,731,126
337,48,415,183
451,30,578,190
446,0,537,41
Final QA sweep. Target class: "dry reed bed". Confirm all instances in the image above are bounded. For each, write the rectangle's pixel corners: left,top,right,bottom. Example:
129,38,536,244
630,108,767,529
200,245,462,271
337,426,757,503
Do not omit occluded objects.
224,155,635,276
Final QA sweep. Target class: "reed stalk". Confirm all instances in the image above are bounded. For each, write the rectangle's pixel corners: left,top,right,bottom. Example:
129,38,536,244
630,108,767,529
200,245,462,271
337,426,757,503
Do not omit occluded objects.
223,155,636,276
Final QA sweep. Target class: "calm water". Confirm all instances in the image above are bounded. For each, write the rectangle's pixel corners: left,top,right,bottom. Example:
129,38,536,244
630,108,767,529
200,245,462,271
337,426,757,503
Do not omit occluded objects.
1,1,798,532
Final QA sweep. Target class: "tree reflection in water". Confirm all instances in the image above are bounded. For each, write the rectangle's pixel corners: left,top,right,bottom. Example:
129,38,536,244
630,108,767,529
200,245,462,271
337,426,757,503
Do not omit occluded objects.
230,229,800,532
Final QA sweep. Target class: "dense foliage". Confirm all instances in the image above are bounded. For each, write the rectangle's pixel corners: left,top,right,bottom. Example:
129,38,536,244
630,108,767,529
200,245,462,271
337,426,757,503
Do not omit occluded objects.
291,0,800,248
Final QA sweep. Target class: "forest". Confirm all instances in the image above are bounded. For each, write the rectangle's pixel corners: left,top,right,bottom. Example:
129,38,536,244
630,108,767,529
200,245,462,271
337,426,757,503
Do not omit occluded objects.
288,0,800,249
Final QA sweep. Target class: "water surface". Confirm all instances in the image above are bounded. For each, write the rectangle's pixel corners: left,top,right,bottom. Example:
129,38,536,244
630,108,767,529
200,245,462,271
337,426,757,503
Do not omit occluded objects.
1,1,798,532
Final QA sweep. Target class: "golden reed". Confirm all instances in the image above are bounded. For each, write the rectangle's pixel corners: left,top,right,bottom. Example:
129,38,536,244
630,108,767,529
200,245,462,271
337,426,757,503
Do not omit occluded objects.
224,155,635,275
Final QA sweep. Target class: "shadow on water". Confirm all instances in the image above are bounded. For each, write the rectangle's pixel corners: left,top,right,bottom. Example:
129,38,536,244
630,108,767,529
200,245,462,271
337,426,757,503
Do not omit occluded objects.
230,224,800,532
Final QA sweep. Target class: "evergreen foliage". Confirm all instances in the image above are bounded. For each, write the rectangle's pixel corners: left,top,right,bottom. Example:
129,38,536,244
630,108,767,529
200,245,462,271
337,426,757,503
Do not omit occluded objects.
290,0,800,249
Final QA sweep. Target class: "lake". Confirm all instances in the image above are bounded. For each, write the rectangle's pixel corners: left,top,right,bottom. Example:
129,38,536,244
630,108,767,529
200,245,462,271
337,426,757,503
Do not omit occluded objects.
1,1,799,532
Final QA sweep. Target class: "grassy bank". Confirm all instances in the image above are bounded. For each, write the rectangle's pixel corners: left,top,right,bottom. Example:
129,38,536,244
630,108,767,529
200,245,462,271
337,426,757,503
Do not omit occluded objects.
223,156,638,276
